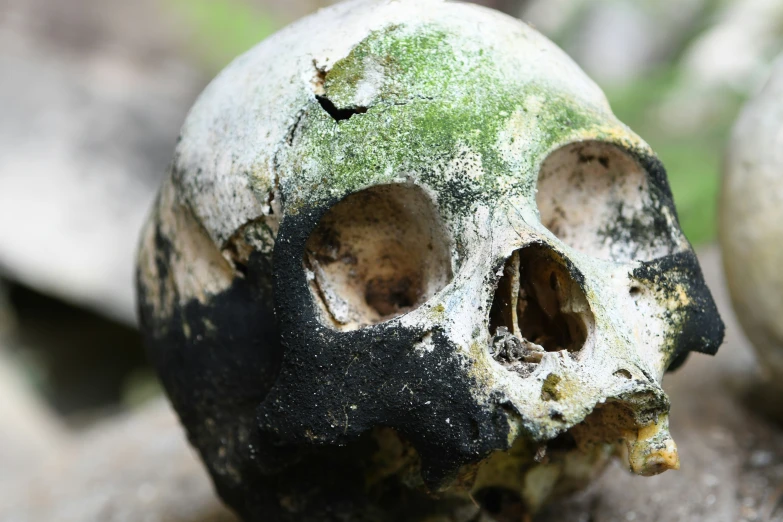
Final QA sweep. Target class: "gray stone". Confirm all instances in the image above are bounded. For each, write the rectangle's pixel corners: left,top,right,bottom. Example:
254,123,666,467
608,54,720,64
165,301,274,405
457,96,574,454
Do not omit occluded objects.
0,394,237,522
0,0,203,324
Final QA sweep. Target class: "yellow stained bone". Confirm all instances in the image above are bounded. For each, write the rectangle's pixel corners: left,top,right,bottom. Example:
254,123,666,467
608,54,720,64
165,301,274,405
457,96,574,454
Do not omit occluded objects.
625,414,680,476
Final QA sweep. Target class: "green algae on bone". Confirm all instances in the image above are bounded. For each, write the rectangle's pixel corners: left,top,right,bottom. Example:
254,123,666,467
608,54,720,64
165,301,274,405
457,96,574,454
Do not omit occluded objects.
540,373,562,402
283,23,608,215
322,24,461,108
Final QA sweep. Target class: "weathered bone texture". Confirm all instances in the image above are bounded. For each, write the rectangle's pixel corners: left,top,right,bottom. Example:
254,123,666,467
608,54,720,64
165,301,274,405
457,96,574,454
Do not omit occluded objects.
721,54,783,383
137,0,724,520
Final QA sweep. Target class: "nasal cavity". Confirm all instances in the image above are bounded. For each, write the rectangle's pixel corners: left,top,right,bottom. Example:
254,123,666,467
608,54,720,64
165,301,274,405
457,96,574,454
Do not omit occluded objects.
488,245,593,361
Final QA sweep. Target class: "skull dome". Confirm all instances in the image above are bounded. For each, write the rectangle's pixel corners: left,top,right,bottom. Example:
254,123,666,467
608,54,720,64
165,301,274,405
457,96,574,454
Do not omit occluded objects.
137,0,724,520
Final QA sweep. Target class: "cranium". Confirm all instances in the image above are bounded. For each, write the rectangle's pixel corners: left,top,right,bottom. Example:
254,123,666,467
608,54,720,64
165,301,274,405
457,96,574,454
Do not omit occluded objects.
137,1,724,520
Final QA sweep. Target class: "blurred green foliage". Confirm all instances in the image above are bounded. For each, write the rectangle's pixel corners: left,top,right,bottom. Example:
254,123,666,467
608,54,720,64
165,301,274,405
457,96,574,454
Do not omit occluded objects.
607,73,744,246
167,0,280,71
168,1,742,246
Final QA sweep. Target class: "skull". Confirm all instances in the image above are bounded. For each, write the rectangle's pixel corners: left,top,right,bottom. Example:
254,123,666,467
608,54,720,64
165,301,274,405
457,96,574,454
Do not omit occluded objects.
721,55,783,382
136,1,724,520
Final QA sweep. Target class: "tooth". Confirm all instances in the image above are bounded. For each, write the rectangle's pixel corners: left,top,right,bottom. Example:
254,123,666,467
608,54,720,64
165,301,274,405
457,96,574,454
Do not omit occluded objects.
624,414,680,476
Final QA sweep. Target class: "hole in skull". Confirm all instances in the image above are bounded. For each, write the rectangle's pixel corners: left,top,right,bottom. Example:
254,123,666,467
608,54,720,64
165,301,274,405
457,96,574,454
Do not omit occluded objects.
473,487,525,521
547,430,578,453
536,141,677,262
489,246,592,364
316,95,368,122
304,184,452,330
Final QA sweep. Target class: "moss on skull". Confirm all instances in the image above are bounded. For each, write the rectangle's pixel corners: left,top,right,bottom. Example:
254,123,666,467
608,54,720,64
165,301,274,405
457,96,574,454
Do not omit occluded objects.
280,23,620,217
540,374,563,402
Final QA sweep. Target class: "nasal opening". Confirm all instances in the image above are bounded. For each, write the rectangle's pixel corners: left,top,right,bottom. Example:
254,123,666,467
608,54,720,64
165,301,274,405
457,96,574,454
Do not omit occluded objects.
488,245,593,365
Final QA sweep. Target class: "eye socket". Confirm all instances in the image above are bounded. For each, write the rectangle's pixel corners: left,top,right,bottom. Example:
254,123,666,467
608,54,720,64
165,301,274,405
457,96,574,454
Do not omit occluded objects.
304,184,452,331
536,141,676,263
489,245,593,361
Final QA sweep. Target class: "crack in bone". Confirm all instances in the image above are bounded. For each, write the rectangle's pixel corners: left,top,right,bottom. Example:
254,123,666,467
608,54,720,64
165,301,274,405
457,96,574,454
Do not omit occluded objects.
311,60,369,122
315,95,368,122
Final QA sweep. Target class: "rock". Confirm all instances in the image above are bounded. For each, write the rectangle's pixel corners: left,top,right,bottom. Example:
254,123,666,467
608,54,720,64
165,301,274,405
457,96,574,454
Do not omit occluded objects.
0,395,237,522
520,0,706,86
0,316,65,488
0,257,232,522
658,0,783,134
679,0,783,94
0,0,203,324
720,55,783,382
0,297,234,520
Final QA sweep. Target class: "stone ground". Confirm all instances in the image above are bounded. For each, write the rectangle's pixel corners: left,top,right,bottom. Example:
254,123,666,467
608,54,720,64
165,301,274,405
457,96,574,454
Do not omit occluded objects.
1,247,782,522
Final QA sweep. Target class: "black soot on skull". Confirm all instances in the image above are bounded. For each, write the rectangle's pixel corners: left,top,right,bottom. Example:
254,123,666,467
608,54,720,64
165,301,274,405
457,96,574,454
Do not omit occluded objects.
489,245,594,371
536,141,677,263
303,184,452,330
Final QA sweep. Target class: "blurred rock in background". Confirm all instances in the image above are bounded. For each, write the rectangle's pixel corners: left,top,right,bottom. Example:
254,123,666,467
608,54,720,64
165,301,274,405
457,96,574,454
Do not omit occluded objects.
671,0,783,129
522,0,706,85
0,0,203,325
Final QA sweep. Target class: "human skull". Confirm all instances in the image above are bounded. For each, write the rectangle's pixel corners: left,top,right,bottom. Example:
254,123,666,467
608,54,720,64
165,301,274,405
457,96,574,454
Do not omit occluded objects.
721,54,783,383
137,1,724,520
